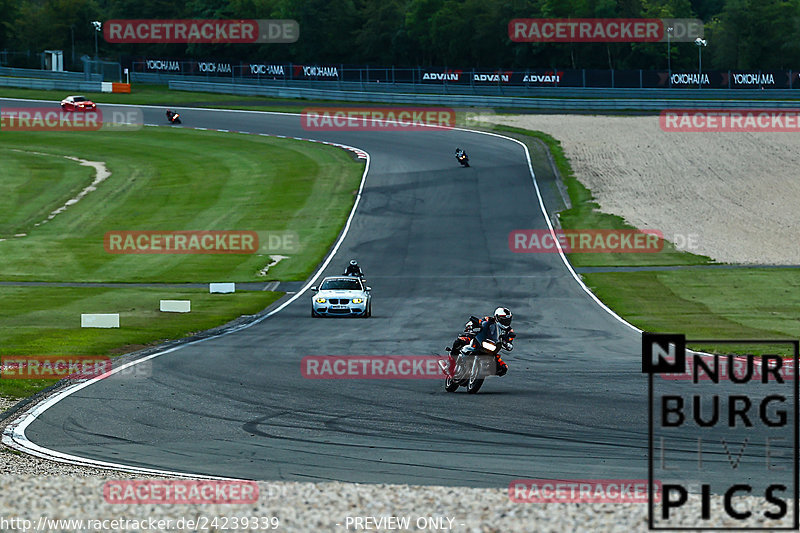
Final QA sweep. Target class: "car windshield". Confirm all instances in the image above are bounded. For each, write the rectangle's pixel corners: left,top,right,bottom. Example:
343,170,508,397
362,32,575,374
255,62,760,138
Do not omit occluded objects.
320,279,362,291
73,96,87,101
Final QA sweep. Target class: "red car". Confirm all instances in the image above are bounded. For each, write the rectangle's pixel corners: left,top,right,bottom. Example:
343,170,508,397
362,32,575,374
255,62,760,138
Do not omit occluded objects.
60,95,96,111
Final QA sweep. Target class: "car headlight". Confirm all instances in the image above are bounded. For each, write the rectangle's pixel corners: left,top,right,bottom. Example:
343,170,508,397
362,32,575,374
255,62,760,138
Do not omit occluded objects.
352,298,363,304
315,297,326,303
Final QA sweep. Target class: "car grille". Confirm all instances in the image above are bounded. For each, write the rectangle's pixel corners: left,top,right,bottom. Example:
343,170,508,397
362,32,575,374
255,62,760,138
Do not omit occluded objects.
329,298,349,305
329,308,351,314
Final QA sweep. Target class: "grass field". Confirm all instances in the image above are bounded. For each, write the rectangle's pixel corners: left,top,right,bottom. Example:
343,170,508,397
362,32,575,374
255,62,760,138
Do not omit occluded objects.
583,269,800,356
0,128,364,282
0,127,364,400
0,287,281,398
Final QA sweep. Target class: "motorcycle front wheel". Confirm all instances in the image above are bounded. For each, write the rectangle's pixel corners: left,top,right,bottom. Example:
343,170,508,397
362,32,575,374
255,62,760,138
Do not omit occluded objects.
444,377,459,392
466,360,484,394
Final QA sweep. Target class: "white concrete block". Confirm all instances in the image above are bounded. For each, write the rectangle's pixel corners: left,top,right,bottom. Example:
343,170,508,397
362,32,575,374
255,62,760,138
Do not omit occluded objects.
81,313,119,328
209,282,235,293
160,300,191,313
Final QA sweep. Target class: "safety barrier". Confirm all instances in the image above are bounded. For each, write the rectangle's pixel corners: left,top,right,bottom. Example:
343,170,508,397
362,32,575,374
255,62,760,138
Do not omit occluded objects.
0,66,102,81
0,76,130,93
144,73,800,100
168,80,800,110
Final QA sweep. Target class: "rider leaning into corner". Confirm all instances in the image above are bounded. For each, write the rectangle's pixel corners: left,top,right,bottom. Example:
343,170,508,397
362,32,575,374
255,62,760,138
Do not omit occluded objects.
447,307,515,376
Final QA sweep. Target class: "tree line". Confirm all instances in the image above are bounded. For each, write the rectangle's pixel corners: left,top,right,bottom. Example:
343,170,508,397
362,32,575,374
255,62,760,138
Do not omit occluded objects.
0,0,796,71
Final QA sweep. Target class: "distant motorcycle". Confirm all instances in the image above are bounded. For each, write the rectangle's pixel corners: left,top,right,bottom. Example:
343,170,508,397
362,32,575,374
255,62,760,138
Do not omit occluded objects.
166,110,181,124
440,317,507,394
456,150,469,167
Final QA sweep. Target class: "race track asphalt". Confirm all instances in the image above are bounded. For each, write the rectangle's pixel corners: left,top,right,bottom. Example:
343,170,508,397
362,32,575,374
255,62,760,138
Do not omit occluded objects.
6,101,795,493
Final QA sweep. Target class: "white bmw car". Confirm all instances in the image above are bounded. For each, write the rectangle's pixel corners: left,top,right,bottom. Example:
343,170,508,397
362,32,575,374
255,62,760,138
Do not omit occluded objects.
311,276,371,317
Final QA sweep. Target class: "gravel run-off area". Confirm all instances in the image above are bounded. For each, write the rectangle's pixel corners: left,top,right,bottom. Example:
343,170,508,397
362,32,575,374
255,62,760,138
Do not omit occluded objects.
486,114,800,264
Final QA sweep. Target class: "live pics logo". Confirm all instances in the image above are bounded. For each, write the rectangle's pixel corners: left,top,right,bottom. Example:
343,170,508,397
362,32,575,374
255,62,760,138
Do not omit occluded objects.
642,332,799,530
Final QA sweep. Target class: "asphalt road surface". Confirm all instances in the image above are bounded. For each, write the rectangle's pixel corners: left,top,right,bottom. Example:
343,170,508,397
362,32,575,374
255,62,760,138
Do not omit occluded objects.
5,100,795,493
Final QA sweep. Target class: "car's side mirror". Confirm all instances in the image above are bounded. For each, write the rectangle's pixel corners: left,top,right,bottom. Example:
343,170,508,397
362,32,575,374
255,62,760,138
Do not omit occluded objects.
366,286,372,291
310,286,318,292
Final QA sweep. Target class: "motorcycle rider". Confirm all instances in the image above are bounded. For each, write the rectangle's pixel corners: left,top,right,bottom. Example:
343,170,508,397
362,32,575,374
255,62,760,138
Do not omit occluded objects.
455,147,466,159
343,259,364,277
166,109,173,121
447,307,514,376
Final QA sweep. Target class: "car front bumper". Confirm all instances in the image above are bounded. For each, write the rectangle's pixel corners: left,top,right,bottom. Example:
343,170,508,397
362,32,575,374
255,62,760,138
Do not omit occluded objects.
312,302,367,317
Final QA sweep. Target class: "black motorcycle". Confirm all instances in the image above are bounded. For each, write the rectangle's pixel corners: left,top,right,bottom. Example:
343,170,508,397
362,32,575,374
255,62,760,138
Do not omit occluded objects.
456,151,469,167
440,318,505,394
166,110,181,124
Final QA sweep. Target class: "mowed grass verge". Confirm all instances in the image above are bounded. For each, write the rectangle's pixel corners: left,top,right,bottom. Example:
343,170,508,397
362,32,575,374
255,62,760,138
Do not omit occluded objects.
583,269,800,356
0,128,364,282
0,287,281,399
491,125,798,350
0,129,363,400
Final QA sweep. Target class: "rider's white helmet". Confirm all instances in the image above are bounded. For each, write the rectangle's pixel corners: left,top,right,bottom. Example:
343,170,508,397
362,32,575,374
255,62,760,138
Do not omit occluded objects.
494,307,512,330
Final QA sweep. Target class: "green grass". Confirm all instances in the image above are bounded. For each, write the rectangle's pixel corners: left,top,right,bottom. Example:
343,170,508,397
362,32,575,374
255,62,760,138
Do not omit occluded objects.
0,128,363,400
492,125,712,268
584,269,800,356
0,128,364,282
0,287,281,398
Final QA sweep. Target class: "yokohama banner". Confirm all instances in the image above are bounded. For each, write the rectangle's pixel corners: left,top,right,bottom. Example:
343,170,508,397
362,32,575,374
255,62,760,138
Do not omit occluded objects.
131,60,800,89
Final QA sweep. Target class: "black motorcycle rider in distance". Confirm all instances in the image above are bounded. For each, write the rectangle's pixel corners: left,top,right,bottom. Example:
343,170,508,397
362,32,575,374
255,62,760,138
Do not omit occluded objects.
343,259,364,278
446,307,514,376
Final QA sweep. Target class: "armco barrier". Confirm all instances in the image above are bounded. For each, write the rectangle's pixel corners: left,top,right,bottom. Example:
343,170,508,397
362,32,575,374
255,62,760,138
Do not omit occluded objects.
169,80,800,111
142,72,800,100
0,66,102,82
0,77,130,93
0,76,104,92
